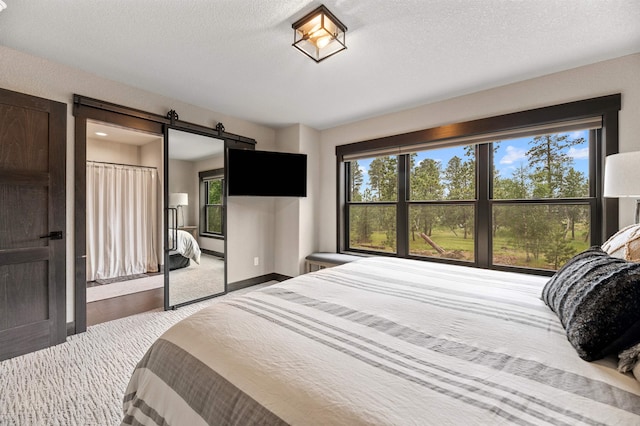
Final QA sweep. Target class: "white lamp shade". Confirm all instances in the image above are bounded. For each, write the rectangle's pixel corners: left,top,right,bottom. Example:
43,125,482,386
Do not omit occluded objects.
603,151,640,197
169,192,188,206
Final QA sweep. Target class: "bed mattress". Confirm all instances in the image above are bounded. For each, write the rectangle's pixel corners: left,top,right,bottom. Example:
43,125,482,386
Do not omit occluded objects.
122,257,640,425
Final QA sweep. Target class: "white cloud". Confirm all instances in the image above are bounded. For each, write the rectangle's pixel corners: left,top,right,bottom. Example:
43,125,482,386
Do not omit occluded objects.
499,146,527,165
568,147,589,160
569,131,585,140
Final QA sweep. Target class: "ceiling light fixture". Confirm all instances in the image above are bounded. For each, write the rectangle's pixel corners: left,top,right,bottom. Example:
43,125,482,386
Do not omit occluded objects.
0,1,7,12
95,132,108,137
292,4,347,63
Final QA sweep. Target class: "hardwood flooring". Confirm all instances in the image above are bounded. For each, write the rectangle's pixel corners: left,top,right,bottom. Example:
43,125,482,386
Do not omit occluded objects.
86,287,164,327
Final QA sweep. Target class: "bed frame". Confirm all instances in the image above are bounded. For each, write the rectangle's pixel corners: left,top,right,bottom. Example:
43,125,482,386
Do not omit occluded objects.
168,251,189,270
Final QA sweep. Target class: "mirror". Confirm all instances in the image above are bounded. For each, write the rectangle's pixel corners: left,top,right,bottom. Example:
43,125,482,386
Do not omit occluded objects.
165,128,226,308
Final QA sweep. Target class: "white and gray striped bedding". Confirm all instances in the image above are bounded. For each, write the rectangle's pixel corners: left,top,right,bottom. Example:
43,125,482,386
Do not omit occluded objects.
122,257,640,425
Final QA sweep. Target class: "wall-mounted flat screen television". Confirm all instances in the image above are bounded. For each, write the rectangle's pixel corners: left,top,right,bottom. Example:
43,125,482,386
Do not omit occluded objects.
227,149,307,197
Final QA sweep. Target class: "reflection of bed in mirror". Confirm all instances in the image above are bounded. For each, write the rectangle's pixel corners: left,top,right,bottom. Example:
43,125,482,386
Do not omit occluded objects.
168,229,201,271
166,127,231,309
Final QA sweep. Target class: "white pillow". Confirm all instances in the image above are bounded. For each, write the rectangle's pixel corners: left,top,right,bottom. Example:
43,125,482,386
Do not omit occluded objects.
619,342,640,384
619,342,640,372
602,224,640,262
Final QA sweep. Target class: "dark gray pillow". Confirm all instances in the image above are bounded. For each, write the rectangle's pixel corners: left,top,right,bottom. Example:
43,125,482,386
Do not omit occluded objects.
542,246,640,361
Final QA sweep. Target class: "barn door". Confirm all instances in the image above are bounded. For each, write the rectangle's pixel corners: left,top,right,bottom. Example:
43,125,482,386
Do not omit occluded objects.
0,88,66,361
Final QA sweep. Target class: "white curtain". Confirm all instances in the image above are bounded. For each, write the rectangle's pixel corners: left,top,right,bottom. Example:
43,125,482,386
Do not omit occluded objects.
86,162,159,281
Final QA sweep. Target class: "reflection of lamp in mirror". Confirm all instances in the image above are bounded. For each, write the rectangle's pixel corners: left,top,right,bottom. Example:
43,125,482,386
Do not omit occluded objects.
169,193,189,227
604,151,640,223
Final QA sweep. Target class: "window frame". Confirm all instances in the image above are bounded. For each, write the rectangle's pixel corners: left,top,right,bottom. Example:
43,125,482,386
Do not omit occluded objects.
345,158,401,255
199,168,225,238
336,95,621,276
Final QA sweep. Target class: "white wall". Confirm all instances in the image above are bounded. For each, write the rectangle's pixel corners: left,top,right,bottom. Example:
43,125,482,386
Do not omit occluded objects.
274,125,302,277
86,138,140,164
168,159,195,228
227,197,276,281
0,45,276,322
299,124,321,271
317,53,640,252
272,124,321,277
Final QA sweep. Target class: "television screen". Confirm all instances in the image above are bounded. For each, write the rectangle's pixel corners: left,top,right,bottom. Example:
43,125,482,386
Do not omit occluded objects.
227,149,307,197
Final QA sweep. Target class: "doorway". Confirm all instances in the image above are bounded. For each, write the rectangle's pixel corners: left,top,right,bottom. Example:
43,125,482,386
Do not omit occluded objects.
84,121,164,326
74,100,165,333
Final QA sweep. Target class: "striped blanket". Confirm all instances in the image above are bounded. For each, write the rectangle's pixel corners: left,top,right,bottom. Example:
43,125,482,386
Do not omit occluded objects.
122,257,640,425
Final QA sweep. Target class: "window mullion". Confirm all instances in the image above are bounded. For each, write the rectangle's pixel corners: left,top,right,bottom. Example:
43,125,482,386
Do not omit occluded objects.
343,162,351,252
591,128,603,244
397,154,409,257
476,144,491,268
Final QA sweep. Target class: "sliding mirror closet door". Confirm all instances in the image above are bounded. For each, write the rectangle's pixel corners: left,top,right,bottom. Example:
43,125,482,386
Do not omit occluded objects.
166,128,226,308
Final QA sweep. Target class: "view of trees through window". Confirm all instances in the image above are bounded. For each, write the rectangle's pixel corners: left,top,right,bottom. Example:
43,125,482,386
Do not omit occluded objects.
346,129,592,271
205,178,223,234
409,145,476,261
492,132,591,269
349,156,398,253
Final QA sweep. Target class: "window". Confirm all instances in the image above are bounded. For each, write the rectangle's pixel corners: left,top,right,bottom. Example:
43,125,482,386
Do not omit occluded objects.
491,131,592,270
337,95,620,275
347,156,398,253
408,145,476,262
199,169,224,237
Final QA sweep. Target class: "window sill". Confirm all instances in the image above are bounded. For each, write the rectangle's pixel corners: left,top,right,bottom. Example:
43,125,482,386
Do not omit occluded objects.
199,233,225,240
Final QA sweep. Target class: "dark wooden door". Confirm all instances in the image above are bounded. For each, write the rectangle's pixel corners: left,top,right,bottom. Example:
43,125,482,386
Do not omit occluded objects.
0,88,66,361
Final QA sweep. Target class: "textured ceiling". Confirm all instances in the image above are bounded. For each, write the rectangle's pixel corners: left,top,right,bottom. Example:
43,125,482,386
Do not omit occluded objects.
1,1,639,130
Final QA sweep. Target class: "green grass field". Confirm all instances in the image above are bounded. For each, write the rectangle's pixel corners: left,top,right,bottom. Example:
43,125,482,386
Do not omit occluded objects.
351,225,590,270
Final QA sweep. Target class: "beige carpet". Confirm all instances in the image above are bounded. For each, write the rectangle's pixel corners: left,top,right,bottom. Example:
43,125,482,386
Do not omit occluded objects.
0,283,273,426
169,253,225,306
86,253,225,304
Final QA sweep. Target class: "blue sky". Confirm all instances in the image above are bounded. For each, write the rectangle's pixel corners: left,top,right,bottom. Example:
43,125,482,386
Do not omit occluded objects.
492,130,589,178
353,130,590,191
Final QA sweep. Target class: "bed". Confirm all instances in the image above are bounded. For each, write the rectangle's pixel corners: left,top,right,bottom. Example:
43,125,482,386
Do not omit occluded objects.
168,229,201,270
122,256,640,425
